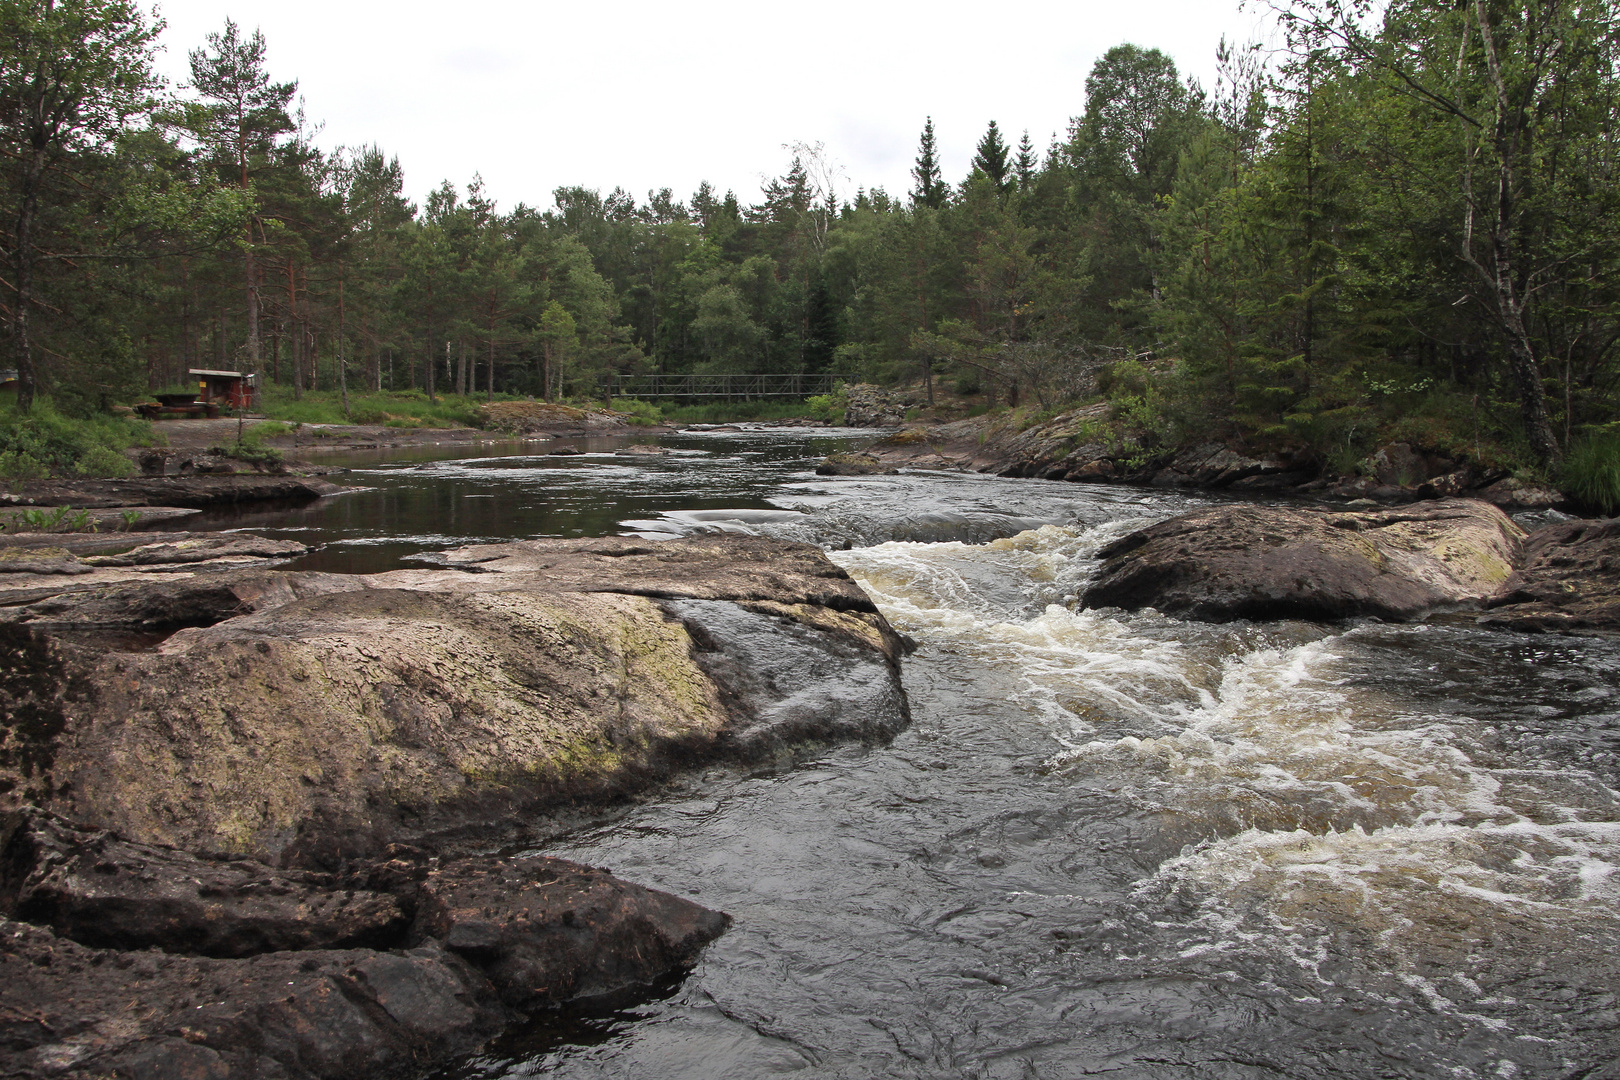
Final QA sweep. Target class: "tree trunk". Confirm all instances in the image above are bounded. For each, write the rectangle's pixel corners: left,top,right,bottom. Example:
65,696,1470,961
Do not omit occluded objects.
338,267,349,417
245,242,261,371
8,119,52,410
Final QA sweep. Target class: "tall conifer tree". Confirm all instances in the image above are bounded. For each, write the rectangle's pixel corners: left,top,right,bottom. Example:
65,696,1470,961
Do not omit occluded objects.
911,117,944,209
972,121,1010,189
187,20,296,376
1014,130,1037,189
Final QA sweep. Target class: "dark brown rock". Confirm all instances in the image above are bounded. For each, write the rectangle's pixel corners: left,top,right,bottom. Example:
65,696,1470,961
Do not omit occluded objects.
3,475,351,510
1477,476,1569,511
0,918,504,1080
0,808,408,958
416,854,729,1006
2,568,360,634
1482,517,1620,632
1081,498,1524,623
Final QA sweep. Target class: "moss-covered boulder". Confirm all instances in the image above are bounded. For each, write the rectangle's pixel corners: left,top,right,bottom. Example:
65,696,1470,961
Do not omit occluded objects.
1080,498,1525,623
2,535,907,863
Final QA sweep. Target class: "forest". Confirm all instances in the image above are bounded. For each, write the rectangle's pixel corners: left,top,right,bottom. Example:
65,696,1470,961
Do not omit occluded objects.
2,0,1618,497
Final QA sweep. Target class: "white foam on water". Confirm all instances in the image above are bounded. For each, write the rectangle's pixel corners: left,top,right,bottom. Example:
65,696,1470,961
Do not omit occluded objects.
836,525,1620,1024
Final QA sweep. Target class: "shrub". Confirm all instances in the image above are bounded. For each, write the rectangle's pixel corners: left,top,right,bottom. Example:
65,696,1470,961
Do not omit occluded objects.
805,389,848,423
612,398,665,426
1561,430,1620,516
0,400,146,480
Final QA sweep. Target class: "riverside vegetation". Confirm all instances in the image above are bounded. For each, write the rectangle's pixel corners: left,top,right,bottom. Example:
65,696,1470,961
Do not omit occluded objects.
4,1,1620,510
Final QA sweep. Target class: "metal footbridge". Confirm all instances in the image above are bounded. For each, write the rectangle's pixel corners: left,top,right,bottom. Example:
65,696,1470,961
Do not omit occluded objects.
606,373,840,400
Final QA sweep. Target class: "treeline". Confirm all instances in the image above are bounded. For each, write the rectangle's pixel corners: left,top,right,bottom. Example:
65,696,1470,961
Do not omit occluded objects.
3,0,1618,475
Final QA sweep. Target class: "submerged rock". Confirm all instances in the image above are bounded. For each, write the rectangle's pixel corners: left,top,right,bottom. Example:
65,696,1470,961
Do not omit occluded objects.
1482,517,1620,632
1080,498,1525,623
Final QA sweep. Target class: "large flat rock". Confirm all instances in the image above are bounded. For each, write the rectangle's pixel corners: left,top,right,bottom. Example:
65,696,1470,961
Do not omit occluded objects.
1080,498,1525,622
1,535,908,862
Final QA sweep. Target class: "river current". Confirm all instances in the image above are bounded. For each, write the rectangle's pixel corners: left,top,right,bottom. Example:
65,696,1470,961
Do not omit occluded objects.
218,427,1620,1078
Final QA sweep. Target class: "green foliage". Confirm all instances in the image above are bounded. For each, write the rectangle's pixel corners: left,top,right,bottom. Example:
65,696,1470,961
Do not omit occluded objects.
8,4,1620,481
610,398,665,426
1561,432,1620,516
0,505,94,533
0,401,145,480
804,388,848,423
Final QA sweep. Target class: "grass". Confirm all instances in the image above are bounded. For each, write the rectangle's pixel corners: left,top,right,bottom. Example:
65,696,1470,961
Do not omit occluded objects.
0,399,152,480
256,387,506,428
1561,430,1620,516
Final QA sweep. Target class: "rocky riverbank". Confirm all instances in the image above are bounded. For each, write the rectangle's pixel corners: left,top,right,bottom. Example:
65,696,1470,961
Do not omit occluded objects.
843,406,1568,511
0,532,909,1077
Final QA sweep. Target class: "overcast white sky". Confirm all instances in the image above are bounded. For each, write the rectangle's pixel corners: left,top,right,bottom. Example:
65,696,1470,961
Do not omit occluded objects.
148,0,1275,215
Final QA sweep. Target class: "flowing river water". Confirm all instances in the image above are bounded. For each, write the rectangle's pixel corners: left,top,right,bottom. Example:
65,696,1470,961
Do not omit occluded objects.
210,427,1620,1078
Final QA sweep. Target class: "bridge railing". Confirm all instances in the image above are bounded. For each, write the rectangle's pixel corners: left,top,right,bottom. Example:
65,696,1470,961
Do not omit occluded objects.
606,373,841,400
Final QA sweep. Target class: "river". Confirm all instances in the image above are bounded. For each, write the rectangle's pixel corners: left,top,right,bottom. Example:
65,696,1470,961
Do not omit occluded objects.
210,427,1620,1079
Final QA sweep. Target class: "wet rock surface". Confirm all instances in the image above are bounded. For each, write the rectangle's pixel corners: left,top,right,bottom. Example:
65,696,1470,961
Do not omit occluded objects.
1081,498,1525,622
415,855,729,1007
1483,517,1620,632
0,808,407,958
815,451,891,475
3,474,351,509
0,537,832,1078
0,915,506,1079
0,809,727,1078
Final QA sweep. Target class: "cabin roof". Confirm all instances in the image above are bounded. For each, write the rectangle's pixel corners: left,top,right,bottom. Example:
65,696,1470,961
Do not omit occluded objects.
188,368,249,379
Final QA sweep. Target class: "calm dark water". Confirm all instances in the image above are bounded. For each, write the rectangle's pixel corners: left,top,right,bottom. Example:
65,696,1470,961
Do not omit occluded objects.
228,428,1620,1079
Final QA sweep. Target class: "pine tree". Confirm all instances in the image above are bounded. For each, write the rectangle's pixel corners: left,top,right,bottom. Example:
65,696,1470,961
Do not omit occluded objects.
972,121,1010,190
187,20,296,376
1014,130,1037,189
911,117,944,209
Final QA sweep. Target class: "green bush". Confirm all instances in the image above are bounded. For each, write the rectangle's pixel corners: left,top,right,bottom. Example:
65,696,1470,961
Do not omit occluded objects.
1561,430,1620,516
804,388,848,423
611,398,665,426
0,400,147,480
